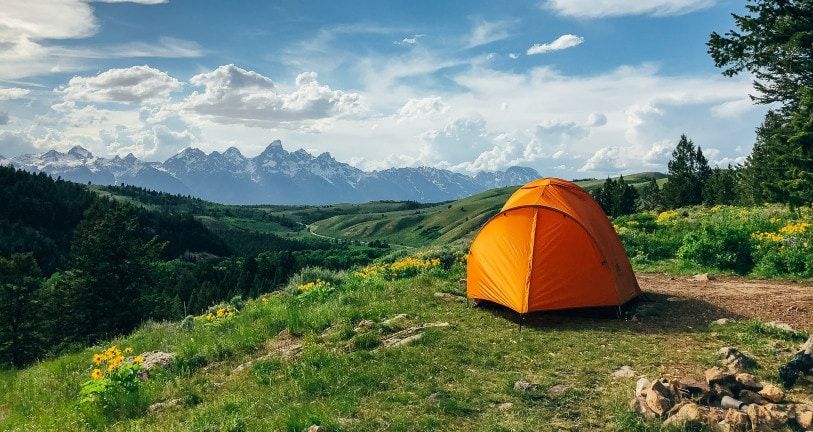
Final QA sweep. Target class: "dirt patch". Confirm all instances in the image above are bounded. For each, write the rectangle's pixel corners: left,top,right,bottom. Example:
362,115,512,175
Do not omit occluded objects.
638,274,813,331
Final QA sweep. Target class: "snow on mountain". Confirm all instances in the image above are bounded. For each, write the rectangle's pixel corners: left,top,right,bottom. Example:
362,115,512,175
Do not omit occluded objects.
7,142,541,204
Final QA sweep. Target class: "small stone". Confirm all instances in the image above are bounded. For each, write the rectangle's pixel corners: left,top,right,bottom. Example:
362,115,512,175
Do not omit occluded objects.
718,347,757,371
705,367,734,384
765,321,795,332
380,314,409,328
738,389,765,405
433,292,466,302
735,373,763,391
757,383,784,403
513,380,539,393
307,426,322,432
635,377,651,398
497,402,513,412
693,273,715,282
148,398,181,413
548,384,571,396
355,319,375,331
390,333,422,347
713,318,730,325
613,365,636,378
662,402,704,428
676,377,711,395
427,391,449,402
798,410,813,429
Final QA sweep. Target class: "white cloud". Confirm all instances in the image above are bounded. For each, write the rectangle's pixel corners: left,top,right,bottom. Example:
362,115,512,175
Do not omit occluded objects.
544,0,716,18
508,53,519,59
465,19,513,48
0,112,8,125
0,87,31,100
181,65,366,129
527,34,584,55
394,34,424,46
580,146,625,172
58,65,182,104
396,97,450,121
95,0,167,3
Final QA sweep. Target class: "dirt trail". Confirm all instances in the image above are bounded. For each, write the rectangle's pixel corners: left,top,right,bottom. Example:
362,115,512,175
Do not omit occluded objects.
638,273,813,331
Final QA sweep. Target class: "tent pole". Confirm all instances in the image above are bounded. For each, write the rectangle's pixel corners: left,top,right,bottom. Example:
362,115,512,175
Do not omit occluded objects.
616,306,622,319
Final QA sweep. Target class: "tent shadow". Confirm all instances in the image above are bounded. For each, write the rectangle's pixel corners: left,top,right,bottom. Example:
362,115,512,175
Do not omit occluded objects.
473,291,748,334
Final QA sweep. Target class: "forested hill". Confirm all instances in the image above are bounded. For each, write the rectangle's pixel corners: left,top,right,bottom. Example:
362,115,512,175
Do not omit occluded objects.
0,166,388,368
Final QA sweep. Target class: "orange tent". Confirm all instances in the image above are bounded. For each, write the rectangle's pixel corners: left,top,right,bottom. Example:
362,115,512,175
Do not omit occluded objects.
467,178,640,314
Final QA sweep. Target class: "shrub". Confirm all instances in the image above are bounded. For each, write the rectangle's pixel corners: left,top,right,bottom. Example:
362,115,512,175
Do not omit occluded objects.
677,223,754,274
286,266,346,290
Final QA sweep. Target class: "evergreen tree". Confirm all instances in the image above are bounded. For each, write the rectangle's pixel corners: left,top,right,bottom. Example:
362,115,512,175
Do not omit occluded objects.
738,112,787,204
638,178,663,211
592,176,638,217
662,135,703,207
703,166,739,205
68,201,164,342
0,253,44,367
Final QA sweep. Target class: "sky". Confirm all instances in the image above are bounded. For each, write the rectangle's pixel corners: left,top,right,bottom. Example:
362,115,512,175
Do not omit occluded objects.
0,0,766,177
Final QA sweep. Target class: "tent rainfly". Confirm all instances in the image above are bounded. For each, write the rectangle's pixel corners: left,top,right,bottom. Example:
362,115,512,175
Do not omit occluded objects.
467,178,641,314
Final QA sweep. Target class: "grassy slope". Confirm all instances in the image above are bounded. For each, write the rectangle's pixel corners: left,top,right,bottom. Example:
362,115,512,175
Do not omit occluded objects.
310,173,666,247
1,266,807,431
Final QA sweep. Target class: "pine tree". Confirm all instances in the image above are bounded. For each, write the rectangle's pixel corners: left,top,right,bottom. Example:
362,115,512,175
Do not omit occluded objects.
662,135,700,208
0,253,44,367
703,166,739,205
638,178,663,211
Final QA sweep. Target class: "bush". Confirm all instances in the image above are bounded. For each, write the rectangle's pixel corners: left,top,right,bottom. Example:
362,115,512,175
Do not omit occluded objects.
677,223,754,274
79,345,146,423
286,266,346,290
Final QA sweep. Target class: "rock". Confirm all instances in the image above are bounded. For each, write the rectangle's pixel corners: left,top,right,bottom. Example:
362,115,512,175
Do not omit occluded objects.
713,318,730,325
307,426,322,432
677,377,711,396
765,321,795,333
148,398,181,413
630,397,658,420
662,402,704,428
635,377,651,398
433,292,466,302
354,319,375,331
138,351,176,370
427,392,449,402
705,367,734,384
497,402,513,412
646,380,674,416
180,315,195,330
719,347,757,371
757,384,784,403
746,404,791,432
389,333,422,347
513,380,539,393
738,389,765,405
713,383,735,399
548,384,571,396
613,365,636,378
380,314,409,329
735,373,763,391
798,409,812,429
723,408,750,431
693,273,715,282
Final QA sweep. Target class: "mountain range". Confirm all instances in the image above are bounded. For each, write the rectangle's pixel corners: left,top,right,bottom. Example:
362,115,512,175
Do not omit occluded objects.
1,140,541,204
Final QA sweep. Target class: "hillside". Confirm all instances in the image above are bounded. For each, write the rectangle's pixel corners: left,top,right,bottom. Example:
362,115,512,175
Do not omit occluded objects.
307,174,666,247
1,257,810,431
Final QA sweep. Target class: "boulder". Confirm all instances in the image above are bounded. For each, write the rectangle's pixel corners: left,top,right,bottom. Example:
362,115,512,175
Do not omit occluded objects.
735,373,763,391
718,347,758,371
662,402,704,428
381,314,409,328
746,404,791,432
706,367,734,385
757,384,784,403
693,273,715,282
738,389,765,405
713,318,730,325
138,351,176,370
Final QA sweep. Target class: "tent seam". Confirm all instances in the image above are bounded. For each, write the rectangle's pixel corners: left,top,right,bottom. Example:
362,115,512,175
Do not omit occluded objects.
524,207,539,314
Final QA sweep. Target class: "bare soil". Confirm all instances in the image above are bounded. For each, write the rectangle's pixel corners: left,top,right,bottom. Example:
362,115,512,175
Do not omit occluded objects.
638,273,813,331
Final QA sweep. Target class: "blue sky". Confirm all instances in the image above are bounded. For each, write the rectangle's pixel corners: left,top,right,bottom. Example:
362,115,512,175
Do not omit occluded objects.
0,0,765,177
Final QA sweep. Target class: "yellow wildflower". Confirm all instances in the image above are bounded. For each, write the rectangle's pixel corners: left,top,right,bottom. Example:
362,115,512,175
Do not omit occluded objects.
92,353,104,365
134,355,145,365
91,368,103,380
125,347,133,354
779,222,811,235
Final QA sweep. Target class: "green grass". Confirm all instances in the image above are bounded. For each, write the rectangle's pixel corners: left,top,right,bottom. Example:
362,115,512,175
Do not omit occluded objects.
2,262,807,432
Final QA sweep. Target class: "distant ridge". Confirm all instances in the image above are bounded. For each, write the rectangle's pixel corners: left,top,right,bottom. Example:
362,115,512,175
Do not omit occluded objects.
7,141,541,205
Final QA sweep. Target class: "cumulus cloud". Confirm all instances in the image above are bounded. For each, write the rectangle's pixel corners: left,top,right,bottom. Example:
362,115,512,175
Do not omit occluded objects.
0,130,38,156
465,19,513,48
181,64,366,129
396,97,450,121
580,146,625,172
0,87,32,100
544,0,716,18
394,34,424,46
527,34,584,55
58,65,182,104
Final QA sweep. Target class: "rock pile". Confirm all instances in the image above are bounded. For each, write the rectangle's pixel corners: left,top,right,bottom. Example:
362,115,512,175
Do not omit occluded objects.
630,347,813,431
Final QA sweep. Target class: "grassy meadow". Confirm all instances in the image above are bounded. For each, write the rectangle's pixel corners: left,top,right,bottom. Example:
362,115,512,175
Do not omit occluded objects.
1,252,809,431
